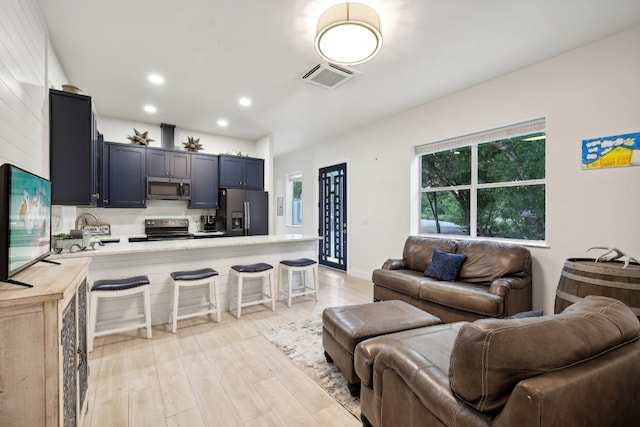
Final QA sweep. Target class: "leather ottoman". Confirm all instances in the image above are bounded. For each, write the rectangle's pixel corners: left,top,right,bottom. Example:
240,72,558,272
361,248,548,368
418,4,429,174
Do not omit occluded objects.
322,300,441,395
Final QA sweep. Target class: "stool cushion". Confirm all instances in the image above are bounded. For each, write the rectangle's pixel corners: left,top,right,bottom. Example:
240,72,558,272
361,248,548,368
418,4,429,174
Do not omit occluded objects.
171,268,219,281
231,263,273,273
92,275,150,291
280,258,317,267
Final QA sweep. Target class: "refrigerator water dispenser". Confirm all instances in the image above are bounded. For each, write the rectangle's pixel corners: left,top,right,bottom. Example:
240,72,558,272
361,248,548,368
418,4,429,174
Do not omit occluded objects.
231,212,244,230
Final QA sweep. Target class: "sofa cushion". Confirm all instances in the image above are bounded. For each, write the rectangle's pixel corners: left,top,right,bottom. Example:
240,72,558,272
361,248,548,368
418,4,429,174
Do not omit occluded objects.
456,240,530,283
424,249,467,281
418,280,504,317
449,295,640,413
372,269,426,298
403,236,457,272
356,322,464,387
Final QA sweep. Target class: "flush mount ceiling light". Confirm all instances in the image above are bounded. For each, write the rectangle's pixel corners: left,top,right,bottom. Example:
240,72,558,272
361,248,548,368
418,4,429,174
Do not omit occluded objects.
143,105,157,113
217,119,228,127
314,2,382,65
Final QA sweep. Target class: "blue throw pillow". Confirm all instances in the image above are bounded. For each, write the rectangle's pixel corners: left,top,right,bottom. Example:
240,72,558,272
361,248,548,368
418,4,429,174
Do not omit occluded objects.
424,249,467,281
507,309,543,319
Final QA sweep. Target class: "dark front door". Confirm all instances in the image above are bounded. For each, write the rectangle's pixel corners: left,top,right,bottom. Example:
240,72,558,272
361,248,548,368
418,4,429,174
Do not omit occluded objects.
318,163,347,271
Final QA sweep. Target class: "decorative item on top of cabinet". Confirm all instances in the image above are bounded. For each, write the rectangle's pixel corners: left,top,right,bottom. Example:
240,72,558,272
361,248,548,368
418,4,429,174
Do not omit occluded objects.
61,84,83,94
219,154,264,190
182,136,204,152
49,89,102,206
190,153,219,209
127,128,154,146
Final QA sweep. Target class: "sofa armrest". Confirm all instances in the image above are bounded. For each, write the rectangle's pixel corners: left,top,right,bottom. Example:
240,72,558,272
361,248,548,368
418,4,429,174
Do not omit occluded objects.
374,344,492,426
381,258,406,270
489,277,528,296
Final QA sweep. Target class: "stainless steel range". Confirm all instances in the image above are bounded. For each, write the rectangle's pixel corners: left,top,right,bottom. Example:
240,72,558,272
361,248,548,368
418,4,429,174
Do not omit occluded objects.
129,218,193,242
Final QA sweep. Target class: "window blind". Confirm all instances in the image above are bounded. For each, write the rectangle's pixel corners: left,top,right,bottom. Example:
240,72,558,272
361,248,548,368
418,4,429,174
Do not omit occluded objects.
415,117,546,155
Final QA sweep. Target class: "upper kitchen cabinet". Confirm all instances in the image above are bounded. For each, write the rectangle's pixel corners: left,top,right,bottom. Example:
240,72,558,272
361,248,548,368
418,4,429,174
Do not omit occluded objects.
219,155,264,190
190,153,219,209
103,142,146,208
49,89,101,206
146,147,190,179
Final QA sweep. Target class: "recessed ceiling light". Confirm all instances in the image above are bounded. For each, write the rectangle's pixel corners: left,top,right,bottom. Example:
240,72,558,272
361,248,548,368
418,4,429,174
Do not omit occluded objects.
144,105,157,113
148,74,164,85
238,97,252,107
217,119,228,127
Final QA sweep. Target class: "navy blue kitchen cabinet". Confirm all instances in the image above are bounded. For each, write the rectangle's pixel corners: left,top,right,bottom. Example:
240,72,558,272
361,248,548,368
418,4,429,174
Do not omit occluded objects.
103,142,146,208
219,155,264,190
146,147,191,179
190,153,219,208
49,89,102,206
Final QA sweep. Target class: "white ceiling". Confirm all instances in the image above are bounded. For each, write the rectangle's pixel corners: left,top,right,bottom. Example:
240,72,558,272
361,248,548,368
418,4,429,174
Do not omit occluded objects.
38,0,640,156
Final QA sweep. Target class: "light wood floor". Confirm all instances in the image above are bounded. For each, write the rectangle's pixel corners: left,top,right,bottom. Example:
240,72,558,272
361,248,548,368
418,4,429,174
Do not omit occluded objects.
83,267,372,427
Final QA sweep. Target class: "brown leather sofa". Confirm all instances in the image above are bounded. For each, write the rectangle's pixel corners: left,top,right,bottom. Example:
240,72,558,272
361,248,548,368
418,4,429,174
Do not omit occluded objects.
372,236,532,322
354,296,640,427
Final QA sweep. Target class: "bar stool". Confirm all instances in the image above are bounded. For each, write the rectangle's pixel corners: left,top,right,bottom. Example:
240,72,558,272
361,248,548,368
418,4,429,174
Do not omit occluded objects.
278,258,319,307
169,267,220,333
88,275,152,352
229,262,275,318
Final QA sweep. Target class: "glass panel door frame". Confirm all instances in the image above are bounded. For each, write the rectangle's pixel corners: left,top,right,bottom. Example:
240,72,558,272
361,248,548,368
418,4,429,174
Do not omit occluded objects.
318,162,347,271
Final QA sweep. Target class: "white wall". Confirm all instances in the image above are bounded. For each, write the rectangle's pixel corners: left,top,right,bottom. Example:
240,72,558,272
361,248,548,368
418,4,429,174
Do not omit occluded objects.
274,26,640,315
0,0,50,176
255,134,275,232
97,116,256,155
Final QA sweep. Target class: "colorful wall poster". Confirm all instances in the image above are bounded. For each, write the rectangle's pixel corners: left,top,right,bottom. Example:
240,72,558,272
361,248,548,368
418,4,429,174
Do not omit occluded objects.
582,132,640,169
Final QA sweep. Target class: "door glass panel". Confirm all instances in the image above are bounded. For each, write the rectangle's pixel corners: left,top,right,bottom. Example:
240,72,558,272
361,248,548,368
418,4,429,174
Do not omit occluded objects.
319,163,347,271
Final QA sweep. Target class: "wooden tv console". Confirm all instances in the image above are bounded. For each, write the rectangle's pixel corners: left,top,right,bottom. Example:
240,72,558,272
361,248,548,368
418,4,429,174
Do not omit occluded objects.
0,257,91,426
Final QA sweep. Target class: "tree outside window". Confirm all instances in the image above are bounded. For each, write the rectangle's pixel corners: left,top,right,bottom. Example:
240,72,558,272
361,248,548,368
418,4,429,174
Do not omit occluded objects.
420,130,546,242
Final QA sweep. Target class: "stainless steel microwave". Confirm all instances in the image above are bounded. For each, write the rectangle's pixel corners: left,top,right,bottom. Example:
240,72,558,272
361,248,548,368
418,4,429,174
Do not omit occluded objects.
146,177,191,200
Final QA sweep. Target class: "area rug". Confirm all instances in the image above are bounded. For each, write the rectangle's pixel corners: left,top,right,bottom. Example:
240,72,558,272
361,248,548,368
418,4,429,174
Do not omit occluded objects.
262,318,361,419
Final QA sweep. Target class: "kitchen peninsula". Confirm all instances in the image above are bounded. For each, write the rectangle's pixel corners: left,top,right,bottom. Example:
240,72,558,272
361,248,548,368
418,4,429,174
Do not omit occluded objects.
51,234,319,327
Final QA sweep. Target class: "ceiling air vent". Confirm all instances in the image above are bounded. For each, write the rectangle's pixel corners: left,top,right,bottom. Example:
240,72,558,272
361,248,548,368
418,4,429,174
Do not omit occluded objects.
299,63,361,90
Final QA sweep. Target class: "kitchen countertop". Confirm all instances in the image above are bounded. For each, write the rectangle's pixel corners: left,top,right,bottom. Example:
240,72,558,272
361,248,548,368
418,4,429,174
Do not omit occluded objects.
50,234,320,259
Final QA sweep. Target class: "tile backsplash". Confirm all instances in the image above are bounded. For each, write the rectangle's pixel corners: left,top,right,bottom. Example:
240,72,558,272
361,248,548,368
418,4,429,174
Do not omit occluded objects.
53,200,216,236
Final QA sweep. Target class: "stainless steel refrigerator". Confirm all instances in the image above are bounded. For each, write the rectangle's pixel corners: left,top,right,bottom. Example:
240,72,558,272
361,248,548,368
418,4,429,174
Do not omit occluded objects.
215,189,269,236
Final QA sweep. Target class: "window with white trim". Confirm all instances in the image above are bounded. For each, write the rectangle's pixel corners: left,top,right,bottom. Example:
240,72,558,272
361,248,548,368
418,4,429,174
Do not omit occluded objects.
286,172,303,226
416,118,546,242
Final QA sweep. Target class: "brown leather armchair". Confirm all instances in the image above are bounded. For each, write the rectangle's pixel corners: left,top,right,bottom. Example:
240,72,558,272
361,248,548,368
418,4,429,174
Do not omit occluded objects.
355,296,640,427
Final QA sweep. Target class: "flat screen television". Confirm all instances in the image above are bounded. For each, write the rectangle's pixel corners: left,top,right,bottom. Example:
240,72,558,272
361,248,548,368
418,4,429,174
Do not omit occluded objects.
0,163,53,286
